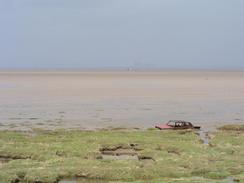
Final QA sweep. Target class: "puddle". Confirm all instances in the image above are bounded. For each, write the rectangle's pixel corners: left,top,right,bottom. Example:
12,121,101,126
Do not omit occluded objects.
197,130,209,145
99,144,154,162
59,178,106,183
59,177,240,183
99,144,144,160
223,176,240,183
102,154,138,160
59,180,76,183
59,176,240,183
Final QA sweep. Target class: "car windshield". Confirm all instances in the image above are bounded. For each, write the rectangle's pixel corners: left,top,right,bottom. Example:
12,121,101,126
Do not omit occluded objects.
175,122,183,127
167,121,176,126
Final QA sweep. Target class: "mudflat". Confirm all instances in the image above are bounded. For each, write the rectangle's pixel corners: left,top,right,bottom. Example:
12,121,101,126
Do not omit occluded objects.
0,71,244,131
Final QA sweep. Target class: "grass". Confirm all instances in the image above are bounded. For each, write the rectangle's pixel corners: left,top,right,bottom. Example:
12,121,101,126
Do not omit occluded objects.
218,124,244,131
0,125,243,183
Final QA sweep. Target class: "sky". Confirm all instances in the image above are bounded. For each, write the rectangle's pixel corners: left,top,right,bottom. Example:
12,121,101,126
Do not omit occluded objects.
0,0,244,69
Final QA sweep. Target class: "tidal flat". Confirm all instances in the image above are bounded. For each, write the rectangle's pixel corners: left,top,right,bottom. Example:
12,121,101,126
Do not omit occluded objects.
0,125,244,183
1,71,244,131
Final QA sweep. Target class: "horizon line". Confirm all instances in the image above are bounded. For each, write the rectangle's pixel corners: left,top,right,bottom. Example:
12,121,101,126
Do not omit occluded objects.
1,67,244,72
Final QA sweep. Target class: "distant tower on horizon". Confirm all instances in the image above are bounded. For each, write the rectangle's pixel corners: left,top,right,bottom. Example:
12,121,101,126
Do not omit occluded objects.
127,67,133,71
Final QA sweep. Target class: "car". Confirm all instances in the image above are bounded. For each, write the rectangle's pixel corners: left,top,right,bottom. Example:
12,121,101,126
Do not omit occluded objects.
155,120,201,130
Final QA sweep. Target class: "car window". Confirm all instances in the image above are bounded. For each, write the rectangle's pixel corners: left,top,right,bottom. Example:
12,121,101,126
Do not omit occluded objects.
176,122,182,127
187,122,193,126
167,121,175,126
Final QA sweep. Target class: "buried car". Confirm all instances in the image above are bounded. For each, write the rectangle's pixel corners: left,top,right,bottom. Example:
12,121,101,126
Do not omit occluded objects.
155,120,201,130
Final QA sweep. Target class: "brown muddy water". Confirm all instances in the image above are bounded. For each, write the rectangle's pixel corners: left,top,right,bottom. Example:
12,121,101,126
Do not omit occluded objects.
1,71,244,131
58,176,239,183
59,179,106,183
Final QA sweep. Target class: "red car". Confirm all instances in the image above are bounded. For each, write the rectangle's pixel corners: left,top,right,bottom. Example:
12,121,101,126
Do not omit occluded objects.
155,120,201,130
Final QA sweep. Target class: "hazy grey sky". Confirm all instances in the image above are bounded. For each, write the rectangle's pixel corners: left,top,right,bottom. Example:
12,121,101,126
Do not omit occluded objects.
0,0,244,69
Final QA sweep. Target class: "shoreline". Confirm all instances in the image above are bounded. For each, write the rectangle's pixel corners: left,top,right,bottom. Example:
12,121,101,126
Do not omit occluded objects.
0,122,243,133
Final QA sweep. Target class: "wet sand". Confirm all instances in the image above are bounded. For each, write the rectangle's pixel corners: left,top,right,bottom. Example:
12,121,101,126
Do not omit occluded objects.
0,71,244,131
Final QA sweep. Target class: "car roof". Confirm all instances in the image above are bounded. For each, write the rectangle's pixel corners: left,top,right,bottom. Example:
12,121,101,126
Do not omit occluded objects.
168,120,192,124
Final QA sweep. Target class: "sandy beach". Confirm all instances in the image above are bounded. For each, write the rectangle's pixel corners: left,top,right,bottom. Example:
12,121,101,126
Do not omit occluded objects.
0,71,243,131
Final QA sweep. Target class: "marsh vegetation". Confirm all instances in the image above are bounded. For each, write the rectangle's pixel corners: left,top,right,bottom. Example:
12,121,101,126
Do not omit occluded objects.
0,125,243,183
